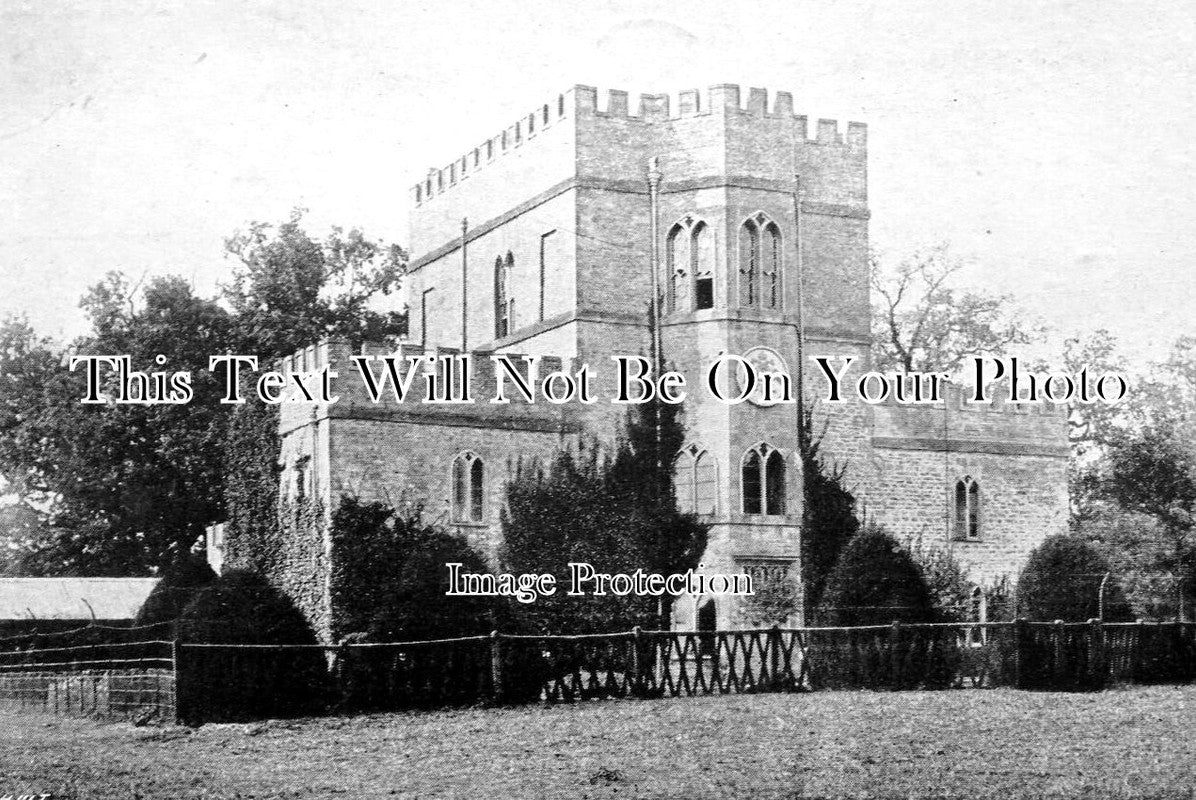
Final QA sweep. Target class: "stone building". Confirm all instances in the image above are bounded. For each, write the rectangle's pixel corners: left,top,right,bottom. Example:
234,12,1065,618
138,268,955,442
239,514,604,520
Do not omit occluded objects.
254,85,1068,642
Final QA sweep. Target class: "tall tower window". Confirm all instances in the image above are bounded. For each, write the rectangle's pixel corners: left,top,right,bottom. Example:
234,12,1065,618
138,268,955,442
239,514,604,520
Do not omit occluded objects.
763,222,781,309
666,224,689,313
452,452,485,523
674,444,718,515
494,252,515,339
953,476,981,540
742,443,786,515
738,219,759,307
739,215,781,309
692,222,714,310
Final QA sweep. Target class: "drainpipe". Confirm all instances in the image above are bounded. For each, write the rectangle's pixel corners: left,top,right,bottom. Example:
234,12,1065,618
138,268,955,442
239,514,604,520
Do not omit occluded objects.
460,217,469,351
647,158,663,379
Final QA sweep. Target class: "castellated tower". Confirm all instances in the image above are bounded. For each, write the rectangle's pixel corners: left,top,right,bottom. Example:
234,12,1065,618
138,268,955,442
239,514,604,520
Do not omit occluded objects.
256,85,1068,642
403,84,869,630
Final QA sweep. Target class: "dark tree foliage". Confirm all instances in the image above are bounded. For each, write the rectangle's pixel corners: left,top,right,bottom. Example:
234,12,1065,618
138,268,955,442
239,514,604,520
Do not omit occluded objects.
221,402,282,576
0,212,407,577
818,524,937,626
2,278,235,574
502,399,706,634
177,569,318,644
606,397,708,627
134,553,217,626
329,497,496,642
799,405,861,611
1017,535,1134,622
223,209,407,357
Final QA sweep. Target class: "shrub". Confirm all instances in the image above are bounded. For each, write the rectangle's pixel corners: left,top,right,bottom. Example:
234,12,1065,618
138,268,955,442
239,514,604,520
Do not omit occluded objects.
365,529,498,642
134,553,216,626
799,406,861,611
903,533,973,623
818,524,938,627
330,497,498,642
177,569,317,644
1016,535,1134,622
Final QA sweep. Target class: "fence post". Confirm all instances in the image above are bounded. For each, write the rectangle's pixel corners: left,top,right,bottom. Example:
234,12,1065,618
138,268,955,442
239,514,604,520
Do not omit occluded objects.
1132,619,1145,681
889,621,902,690
1013,618,1027,689
489,630,505,703
769,625,782,691
630,626,643,698
171,640,185,724
1053,619,1066,689
1087,617,1105,689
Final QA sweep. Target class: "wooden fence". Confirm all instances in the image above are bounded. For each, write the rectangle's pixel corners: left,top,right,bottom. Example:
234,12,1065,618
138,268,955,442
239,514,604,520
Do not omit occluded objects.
2,620,1193,723
0,639,177,721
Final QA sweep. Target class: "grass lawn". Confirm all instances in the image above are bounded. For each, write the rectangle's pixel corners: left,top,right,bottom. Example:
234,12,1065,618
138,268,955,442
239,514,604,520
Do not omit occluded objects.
2,685,1195,799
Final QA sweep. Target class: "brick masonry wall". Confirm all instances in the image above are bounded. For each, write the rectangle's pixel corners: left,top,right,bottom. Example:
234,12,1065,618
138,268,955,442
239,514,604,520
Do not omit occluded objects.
253,85,1073,636
867,446,1069,586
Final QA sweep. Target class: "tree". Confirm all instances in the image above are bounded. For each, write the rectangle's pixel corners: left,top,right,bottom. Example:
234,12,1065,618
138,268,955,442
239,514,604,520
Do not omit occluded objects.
606,397,707,628
799,405,861,613
223,209,407,358
1016,535,1133,622
903,533,974,623
870,243,1041,374
329,496,497,642
818,524,937,626
501,445,658,634
0,212,408,576
501,399,707,633
0,279,235,574
1103,420,1196,618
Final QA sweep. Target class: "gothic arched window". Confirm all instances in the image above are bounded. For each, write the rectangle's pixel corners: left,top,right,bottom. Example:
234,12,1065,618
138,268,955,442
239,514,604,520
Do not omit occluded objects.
674,444,718,515
953,476,981,540
666,224,688,313
494,253,514,339
692,222,715,310
742,443,786,515
452,451,485,523
763,222,781,309
738,219,759,307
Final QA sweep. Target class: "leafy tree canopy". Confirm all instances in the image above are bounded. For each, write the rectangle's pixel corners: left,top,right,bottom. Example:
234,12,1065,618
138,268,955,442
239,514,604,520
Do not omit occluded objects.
0,211,407,576
870,243,1042,374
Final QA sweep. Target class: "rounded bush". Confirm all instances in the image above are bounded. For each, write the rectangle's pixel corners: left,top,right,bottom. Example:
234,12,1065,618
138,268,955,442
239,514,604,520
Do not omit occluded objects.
1017,535,1134,622
177,569,317,644
818,524,938,627
135,554,216,626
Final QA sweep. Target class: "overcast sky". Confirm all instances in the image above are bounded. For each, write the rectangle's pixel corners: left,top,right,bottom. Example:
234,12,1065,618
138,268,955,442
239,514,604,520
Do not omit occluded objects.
2,0,1193,363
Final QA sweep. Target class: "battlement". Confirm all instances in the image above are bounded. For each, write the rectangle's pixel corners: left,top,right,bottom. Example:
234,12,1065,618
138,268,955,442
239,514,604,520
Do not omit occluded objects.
876,381,1069,417
410,83,866,208
277,339,578,435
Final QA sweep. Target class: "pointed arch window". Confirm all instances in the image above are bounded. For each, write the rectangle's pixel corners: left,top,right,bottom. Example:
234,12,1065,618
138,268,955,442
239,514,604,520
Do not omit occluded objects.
763,222,781,309
494,253,515,339
666,224,688,313
452,452,485,523
739,215,781,309
953,476,981,540
674,444,718,515
742,443,786,515
692,222,714,310
738,219,759,307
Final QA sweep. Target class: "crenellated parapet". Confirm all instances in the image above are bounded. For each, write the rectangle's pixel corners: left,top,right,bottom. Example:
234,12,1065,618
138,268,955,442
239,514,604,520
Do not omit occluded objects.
410,84,866,208
872,382,1070,457
277,339,580,436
